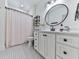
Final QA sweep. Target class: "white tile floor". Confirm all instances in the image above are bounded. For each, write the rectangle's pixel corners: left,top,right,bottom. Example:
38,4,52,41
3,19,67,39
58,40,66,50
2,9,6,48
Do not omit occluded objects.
0,44,44,59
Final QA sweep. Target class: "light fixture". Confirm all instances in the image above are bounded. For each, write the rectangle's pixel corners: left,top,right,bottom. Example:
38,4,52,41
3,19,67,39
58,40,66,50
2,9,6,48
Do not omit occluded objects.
20,4,24,8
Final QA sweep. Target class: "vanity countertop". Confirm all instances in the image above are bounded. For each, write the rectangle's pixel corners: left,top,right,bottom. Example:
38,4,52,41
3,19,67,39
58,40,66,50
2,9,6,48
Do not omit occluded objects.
38,30,79,35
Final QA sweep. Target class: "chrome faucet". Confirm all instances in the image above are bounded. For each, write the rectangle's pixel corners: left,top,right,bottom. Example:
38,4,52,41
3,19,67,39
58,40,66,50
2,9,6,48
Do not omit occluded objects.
60,26,70,32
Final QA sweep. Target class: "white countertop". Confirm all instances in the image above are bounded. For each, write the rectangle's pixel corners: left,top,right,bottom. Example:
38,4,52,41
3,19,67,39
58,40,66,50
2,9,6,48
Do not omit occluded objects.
38,30,79,35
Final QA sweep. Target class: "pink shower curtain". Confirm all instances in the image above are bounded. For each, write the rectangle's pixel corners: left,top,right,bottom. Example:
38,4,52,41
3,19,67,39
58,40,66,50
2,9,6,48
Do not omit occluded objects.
6,9,33,47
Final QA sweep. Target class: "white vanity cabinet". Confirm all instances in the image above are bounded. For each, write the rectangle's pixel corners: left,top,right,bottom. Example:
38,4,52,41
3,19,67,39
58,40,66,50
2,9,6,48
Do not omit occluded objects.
34,31,79,59
39,32,55,59
34,31,56,59
56,33,79,59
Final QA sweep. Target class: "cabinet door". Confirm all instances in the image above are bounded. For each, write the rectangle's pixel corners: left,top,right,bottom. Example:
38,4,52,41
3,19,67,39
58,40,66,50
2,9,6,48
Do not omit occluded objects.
45,33,55,59
38,32,45,56
38,32,55,59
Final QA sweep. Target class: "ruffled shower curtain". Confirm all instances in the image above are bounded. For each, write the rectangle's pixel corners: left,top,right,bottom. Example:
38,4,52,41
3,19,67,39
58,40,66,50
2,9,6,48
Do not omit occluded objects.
6,9,33,47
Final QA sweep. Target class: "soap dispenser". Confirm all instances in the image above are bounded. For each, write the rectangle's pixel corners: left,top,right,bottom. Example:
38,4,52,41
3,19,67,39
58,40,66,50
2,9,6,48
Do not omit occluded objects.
60,24,64,32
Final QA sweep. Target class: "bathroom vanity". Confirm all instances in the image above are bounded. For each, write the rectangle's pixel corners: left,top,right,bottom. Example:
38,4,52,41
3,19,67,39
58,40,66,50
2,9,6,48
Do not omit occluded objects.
34,0,79,59
34,30,79,59
34,30,55,59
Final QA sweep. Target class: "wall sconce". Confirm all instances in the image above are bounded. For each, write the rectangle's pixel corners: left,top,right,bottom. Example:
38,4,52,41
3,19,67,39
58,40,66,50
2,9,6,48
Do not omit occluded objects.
75,3,79,21
20,4,24,8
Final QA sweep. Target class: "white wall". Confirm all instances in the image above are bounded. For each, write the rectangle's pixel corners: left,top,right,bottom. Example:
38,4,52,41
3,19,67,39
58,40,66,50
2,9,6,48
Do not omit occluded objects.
0,0,6,50
7,0,37,15
36,0,79,32
35,0,55,30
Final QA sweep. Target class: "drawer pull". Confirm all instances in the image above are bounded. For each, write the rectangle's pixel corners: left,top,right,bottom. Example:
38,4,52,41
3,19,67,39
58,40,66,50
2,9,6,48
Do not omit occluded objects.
35,33,37,35
63,51,67,55
43,34,47,36
35,39,37,40
35,45,37,47
64,38,67,42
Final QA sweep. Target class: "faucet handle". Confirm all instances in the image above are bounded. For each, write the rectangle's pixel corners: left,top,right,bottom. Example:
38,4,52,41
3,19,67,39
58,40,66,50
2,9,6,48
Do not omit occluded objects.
64,26,70,31
60,26,70,32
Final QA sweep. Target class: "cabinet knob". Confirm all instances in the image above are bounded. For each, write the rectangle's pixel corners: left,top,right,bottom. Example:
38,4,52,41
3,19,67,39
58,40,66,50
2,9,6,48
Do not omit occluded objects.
43,34,47,36
35,39,37,40
35,33,37,35
35,45,37,47
63,51,67,55
64,38,67,42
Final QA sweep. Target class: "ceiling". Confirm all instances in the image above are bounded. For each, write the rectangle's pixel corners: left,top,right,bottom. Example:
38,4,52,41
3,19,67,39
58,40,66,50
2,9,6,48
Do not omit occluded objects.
7,0,43,9
7,0,53,8
23,0,41,6
7,0,53,14
7,0,43,14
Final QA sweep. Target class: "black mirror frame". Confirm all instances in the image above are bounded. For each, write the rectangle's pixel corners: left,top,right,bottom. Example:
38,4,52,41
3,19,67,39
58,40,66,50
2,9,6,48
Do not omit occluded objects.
45,4,69,26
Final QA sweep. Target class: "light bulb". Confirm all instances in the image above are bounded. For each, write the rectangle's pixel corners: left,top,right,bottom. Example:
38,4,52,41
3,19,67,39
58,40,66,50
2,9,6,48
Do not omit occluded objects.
20,4,24,8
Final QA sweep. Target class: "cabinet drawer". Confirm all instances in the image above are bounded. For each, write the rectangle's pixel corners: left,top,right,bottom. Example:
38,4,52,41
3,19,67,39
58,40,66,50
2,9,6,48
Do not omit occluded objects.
56,43,79,59
56,34,79,48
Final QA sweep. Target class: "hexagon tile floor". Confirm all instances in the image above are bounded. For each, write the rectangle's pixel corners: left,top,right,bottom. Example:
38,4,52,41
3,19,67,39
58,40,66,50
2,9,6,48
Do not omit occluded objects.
0,44,43,59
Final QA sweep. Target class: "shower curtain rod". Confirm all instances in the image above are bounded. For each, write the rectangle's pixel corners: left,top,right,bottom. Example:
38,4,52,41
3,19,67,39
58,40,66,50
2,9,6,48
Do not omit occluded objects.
5,6,33,17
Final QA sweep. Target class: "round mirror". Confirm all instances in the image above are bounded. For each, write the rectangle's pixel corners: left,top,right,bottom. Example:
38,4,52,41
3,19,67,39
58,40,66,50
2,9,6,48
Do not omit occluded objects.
45,4,69,26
